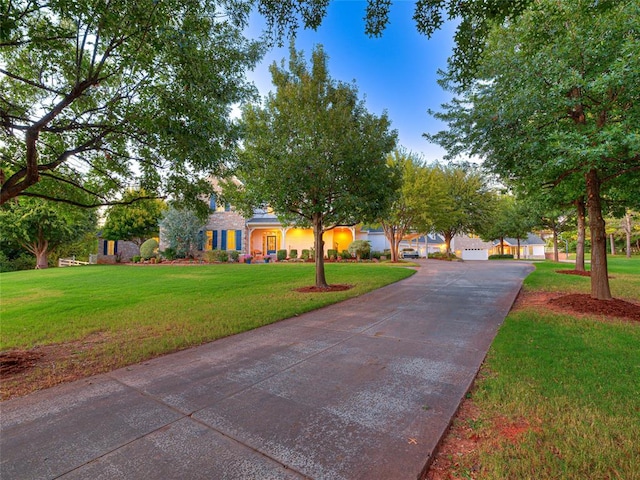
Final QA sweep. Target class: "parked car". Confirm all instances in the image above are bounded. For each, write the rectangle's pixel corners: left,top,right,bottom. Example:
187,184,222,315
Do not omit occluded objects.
400,248,419,259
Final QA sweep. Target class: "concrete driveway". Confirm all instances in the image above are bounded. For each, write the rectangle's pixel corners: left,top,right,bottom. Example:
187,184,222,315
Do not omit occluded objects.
1,260,533,480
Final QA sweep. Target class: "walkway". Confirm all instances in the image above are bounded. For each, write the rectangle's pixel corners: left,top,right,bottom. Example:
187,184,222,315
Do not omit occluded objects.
1,260,533,479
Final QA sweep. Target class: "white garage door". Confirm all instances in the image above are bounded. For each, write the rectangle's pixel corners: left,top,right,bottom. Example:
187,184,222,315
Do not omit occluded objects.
462,248,488,261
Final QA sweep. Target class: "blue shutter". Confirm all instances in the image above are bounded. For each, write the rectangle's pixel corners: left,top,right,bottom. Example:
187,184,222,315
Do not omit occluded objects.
235,230,242,251
103,240,108,255
197,231,204,251
213,230,218,249
209,195,216,211
114,241,118,254
221,230,227,250
224,203,231,212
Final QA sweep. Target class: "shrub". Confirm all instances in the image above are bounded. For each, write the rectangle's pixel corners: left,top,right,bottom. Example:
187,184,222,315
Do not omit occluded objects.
428,252,458,261
301,249,310,260
203,250,230,263
489,254,514,260
348,240,371,260
341,249,352,260
161,247,177,260
370,251,382,260
229,250,239,262
277,249,287,261
0,251,35,272
289,249,298,259
140,238,159,259
132,255,141,263
327,249,337,259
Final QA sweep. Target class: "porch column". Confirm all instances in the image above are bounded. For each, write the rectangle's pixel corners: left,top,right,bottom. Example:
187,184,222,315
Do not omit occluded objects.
247,227,254,255
281,227,288,251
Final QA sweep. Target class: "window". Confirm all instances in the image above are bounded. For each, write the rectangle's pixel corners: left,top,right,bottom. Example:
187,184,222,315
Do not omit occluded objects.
209,195,217,211
219,230,242,251
103,240,116,255
227,230,235,250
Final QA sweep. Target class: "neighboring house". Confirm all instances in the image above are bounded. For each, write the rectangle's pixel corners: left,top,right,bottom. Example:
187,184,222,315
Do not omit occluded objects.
450,232,546,260
400,233,446,257
451,234,495,261
96,237,139,264
490,233,546,259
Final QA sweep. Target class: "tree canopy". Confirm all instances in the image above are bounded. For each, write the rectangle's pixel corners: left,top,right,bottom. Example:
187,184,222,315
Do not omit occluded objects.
428,0,640,299
102,190,166,246
0,197,96,268
0,0,306,211
378,149,446,262
229,44,398,287
159,207,203,258
430,165,496,252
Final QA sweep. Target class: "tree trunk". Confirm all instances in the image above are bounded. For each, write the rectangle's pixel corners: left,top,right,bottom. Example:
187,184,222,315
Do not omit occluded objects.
625,212,632,259
553,229,559,262
26,234,49,269
500,237,504,255
575,197,586,272
35,250,48,269
312,214,328,288
444,231,453,254
609,233,616,255
516,238,521,259
382,222,401,262
585,170,612,300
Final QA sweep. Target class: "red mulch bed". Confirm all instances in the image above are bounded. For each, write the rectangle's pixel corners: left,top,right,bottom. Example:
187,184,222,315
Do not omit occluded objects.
556,269,591,277
294,284,353,293
549,294,640,321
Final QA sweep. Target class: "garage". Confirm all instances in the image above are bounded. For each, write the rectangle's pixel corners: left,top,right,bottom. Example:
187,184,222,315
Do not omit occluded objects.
461,248,488,261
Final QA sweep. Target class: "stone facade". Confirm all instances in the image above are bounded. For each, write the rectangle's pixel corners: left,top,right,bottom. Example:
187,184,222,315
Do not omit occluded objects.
96,238,140,264
201,208,248,254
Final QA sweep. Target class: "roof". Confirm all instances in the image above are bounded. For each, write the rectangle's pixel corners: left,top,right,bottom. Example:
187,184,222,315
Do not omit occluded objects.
494,233,546,246
246,216,282,225
402,233,445,244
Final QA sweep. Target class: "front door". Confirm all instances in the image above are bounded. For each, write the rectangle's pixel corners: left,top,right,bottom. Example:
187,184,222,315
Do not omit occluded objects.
266,235,277,255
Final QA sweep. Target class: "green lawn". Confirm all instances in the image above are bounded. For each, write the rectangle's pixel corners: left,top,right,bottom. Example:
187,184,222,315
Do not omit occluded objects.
523,256,640,300
455,256,640,479
1,263,415,397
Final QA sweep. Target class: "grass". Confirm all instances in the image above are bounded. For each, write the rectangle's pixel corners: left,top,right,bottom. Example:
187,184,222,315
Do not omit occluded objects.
522,256,640,301
456,256,640,479
0,262,414,397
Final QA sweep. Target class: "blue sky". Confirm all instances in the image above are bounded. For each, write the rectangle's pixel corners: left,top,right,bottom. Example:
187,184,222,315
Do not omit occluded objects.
245,1,457,163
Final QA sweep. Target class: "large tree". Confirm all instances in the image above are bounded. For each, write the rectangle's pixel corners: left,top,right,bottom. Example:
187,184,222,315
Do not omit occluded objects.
430,164,496,253
428,0,640,299
0,0,342,211
230,44,398,288
102,190,166,246
379,150,446,262
0,197,96,268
